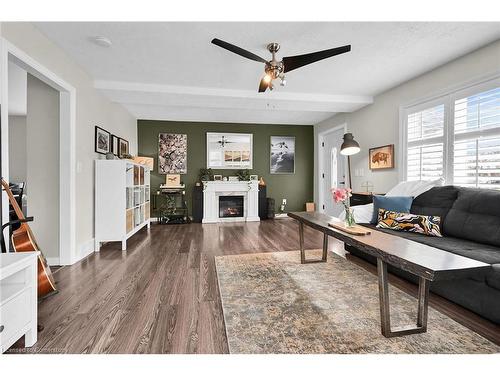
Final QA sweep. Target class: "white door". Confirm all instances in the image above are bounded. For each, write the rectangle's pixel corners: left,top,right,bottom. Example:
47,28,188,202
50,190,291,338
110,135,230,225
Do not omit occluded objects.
321,128,346,216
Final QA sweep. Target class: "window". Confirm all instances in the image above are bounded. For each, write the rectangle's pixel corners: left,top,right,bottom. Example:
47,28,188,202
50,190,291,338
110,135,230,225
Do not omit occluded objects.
406,104,445,181
407,143,444,181
330,147,338,189
402,78,500,188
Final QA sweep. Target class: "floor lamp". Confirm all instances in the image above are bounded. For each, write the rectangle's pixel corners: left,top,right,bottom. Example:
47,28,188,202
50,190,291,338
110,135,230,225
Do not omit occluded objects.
340,133,360,190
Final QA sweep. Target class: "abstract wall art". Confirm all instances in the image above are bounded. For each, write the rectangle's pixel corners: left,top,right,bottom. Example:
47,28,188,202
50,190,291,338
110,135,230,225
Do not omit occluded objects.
158,133,188,174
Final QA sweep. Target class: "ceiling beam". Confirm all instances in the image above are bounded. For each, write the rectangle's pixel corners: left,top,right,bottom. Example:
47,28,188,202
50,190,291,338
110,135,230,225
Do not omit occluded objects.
94,80,373,113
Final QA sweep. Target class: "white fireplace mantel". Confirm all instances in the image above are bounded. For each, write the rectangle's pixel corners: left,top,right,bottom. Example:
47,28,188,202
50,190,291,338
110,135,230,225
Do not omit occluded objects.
202,181,260,223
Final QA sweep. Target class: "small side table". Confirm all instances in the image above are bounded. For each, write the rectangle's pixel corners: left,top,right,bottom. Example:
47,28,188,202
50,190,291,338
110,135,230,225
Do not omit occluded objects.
155,187,189,224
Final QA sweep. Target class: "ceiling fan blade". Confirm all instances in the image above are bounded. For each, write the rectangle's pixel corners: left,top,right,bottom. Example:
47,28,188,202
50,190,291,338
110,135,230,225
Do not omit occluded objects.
212,38,268,64
258,77,269,92
282,45,351,73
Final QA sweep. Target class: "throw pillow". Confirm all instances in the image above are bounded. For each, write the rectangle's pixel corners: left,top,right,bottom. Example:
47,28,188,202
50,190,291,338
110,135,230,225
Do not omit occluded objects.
371,195,413,224
376,209,442,237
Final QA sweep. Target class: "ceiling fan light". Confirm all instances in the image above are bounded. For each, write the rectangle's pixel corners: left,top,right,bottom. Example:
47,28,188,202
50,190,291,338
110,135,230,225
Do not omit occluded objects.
263,74,272,84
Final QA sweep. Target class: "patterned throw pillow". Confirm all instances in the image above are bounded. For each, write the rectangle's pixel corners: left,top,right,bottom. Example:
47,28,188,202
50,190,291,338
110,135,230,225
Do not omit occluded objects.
376,209,442,237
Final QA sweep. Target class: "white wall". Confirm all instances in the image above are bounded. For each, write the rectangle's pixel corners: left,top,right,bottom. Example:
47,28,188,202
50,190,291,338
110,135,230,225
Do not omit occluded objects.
26,74,60,259
1,23,137,261
8,115,27,183
8,61,26,115
315,39,500,203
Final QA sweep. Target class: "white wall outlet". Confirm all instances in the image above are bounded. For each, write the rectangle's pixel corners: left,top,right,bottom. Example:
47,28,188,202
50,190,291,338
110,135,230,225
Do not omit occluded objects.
282,198,287,205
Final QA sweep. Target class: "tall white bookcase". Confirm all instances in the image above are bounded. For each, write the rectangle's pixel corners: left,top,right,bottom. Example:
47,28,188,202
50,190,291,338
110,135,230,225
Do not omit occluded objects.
95,160,151,251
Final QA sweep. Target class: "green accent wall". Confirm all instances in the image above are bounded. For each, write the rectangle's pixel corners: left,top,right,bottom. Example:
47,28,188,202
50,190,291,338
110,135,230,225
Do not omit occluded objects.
137,120,314,216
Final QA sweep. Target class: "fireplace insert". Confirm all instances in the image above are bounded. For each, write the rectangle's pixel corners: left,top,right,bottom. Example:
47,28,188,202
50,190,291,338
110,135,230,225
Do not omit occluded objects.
219,196,244,218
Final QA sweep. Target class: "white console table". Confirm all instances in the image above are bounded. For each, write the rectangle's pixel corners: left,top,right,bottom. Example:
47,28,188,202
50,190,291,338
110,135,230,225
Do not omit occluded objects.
0,252,38,353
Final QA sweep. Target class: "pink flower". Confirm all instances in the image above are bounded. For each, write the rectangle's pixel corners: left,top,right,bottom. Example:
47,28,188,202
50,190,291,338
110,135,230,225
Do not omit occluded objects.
331,188,352,204
331,188,350,203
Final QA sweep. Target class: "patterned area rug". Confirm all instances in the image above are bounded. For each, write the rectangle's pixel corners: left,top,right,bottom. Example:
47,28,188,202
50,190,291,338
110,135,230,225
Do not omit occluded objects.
215,250,499,354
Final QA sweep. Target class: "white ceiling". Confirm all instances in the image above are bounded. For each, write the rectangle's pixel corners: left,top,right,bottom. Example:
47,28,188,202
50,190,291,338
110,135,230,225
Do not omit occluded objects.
34,22,500,125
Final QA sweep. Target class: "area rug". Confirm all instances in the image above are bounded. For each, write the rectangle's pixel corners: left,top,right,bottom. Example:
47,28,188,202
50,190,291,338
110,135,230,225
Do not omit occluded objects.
215,250,499,354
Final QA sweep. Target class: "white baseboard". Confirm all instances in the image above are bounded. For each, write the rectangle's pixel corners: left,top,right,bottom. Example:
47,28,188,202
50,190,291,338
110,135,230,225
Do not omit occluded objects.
45,238,95,266
274,213,290,219
76,238,95,262
46,257,61,266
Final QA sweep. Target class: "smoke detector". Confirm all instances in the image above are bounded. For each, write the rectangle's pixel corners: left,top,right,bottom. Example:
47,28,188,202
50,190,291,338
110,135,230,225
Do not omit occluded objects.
91,36,112,48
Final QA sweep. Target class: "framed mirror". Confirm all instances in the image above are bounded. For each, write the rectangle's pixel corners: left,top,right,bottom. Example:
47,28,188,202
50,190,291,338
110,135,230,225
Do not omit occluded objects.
206,132,253,169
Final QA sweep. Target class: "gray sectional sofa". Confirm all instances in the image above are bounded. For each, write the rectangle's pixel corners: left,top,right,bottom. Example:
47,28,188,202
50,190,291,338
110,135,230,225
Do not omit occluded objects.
346,185,500,324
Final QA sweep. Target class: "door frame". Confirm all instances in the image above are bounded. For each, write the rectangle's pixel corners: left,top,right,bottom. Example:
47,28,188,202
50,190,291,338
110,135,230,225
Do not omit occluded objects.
317,123,347,214
1,37,76,265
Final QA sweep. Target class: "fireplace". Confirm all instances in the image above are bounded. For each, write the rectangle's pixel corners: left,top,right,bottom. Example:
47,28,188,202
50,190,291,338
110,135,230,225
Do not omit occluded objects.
202,181,259,223
219,196,244,218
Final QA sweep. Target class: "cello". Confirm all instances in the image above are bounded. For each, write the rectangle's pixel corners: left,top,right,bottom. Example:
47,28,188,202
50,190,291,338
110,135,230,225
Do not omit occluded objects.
1,178,57,297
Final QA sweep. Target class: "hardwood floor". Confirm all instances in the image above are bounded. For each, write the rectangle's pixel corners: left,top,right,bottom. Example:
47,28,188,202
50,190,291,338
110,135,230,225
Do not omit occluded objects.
8,219,499,353
10,219,324,353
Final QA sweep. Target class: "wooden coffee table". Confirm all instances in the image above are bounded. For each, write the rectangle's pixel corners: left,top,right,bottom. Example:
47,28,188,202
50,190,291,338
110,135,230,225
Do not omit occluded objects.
288,211,491,338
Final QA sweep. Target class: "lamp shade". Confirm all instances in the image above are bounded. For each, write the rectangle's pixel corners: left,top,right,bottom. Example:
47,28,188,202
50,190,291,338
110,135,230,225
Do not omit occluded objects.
340,133,360,156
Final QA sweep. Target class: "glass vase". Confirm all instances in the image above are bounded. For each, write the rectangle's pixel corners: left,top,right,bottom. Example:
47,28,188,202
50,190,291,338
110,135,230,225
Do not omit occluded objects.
344,206,356,227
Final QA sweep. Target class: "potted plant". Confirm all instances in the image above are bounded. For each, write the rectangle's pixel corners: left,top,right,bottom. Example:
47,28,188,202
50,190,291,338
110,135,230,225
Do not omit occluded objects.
198,168,214,182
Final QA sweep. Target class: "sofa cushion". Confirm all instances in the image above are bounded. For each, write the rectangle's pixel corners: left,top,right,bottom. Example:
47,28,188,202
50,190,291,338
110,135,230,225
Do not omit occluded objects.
444,188,500,247
410,186,459,228
371,195,413,224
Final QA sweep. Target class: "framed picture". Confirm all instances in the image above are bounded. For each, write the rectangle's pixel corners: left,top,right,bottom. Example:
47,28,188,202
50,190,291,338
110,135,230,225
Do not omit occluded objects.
250,175,258,181
166,174,181,187
270,136,295,174
159,133,188,174
118,138,129,158
369,144,395,170
95,126,111,154
214,175,223,181
206,132,253,169
111,135,120,156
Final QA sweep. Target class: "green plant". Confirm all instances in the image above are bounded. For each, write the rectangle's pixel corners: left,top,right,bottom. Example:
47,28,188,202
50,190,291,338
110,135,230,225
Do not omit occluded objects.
236,169,251,181
199,168,214,182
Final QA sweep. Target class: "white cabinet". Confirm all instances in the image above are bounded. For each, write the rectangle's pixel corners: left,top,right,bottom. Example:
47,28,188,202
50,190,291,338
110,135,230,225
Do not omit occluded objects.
95,160,151,251
0,252,38,353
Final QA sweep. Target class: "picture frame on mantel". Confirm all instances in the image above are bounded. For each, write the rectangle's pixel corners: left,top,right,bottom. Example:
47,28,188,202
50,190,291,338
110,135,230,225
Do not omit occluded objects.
369,144,394,170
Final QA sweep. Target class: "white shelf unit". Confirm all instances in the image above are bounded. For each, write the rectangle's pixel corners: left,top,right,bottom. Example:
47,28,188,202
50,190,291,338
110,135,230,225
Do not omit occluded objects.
1,252,38,353
95,160,151,251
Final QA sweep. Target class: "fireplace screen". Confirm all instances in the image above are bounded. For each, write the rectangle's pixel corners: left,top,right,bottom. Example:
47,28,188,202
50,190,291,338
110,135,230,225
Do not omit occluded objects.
219,196,244,218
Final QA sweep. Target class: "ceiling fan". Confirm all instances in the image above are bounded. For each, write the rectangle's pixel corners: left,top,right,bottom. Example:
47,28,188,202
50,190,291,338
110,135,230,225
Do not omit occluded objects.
217,135,233,147
211,38,351,92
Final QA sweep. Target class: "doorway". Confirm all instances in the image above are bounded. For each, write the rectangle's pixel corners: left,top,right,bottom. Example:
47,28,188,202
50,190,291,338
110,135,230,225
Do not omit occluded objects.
1,38,76,265
318,125,347,217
